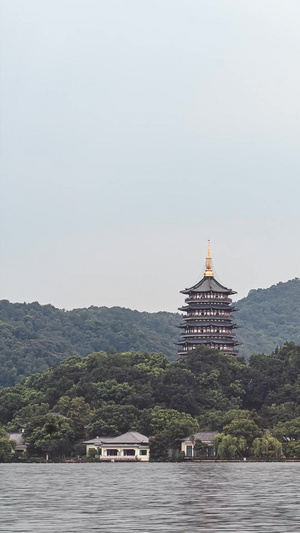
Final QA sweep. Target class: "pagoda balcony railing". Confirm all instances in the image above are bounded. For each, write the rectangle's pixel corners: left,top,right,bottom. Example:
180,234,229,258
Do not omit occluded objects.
181,331,235,337
185,297,232,304
178,347,239,356
179,306,236,313
183,314,234,320
181,334,235,339
179,324,240,330
178,348,238,353
184,293,232,300
178,353,239,358
182,314,233,319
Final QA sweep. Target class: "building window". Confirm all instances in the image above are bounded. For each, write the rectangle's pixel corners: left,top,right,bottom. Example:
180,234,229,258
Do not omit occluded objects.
123,449,135,456
139,450,147,456
106,449,118,456
186,445,193,457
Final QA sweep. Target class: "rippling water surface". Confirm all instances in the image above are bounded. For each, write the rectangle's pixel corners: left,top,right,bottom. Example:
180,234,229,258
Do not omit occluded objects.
1,463,300,532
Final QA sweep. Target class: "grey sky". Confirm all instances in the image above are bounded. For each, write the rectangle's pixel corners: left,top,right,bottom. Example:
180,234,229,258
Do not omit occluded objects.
1,0,299,312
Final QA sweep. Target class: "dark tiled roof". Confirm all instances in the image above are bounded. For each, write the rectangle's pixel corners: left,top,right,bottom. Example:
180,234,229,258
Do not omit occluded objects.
84,431,149,446
194,431,218,442
177,338,238,345
181,431,218,443
181,276,236,295
179,321,234,328
8,433,28,449
179,304,236,311
83,437,112,445
111,431,149,444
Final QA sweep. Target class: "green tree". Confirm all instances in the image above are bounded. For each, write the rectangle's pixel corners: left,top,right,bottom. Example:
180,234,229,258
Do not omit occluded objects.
7,403,50,431
149,434,170,462
272,417,300,457
0,426,15,462
273,417,300,442
154,366,198,415
260,402,300,427
0,392,24,424
213,433,247,459
88,380,136,408
198,409,254,431
285,441,300,458
193,439,208,457
222,418,263,449
141,406,198,439
90,404,141,436
53,396,92,424
144,406,198,461
252,434,282,458
25,415,76,458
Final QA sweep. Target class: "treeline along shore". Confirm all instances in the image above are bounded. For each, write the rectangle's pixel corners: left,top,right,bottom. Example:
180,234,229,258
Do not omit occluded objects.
1,343,300,462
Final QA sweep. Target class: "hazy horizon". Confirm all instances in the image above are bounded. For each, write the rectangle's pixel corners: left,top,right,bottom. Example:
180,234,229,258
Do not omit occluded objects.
1,269,298,314
1,1,300,313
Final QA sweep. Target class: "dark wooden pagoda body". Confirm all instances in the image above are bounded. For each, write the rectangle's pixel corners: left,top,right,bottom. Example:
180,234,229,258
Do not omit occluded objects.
177,270,240,357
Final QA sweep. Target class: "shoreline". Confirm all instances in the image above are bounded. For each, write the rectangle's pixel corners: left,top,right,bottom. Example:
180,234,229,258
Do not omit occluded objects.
2,458,300,464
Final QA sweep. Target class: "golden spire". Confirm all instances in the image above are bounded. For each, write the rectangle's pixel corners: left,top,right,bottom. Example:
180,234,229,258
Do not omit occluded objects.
204,239,214,277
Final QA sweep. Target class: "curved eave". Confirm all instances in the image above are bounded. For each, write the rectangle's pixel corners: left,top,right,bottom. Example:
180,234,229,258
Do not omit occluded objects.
181,333,236,339
178,321,237,328
176,339,241,346
181,275,237,295
178,349,239,356
184,298,232,304
179,304,237,311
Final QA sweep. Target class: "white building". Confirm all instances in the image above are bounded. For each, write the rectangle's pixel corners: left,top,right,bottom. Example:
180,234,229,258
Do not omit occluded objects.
84,431,150,461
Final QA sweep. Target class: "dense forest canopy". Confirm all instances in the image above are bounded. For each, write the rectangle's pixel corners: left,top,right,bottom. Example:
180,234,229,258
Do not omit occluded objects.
0,278,299,388
236,278,300,358
0,303,179,388
1,344,300,460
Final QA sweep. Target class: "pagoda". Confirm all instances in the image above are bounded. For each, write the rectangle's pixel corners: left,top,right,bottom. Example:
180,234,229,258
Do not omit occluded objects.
177,241,240,357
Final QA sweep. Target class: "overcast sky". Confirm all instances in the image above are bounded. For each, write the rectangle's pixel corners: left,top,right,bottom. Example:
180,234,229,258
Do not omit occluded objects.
1,0,299,312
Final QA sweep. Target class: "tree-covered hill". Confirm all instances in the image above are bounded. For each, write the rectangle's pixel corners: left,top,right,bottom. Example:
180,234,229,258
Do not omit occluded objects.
0,301,180,387
236,278,300,359
1,344,300,460
0,278,299,387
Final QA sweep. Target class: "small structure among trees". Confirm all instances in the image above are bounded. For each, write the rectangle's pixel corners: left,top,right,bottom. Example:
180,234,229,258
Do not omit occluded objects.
181,431,218,458
8,432,28,454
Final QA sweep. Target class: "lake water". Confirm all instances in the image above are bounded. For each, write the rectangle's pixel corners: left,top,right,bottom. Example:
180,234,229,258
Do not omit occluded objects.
0,463,300,532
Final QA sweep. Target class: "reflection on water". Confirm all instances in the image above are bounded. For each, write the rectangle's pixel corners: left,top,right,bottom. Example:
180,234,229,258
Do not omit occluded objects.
0,463,300,532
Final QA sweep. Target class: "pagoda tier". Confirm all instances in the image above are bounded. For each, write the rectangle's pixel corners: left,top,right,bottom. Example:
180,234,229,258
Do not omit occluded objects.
177,241,240,357
178,304,238,312
177,321,239,328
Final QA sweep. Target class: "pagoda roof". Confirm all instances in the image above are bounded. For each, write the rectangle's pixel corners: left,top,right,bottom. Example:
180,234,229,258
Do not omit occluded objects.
178,321,235,328
176,338,240,346
179,304,237,311
181,276,236,295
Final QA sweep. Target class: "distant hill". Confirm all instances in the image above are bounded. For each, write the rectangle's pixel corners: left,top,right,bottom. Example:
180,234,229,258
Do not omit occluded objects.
235,278,300,359
0,278,299,387
0,302,180,388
